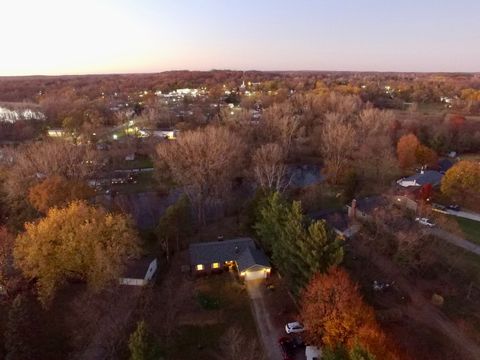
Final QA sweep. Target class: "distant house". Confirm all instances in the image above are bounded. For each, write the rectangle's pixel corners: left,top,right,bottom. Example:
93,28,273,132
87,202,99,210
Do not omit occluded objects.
189,238,271,281
153,129,178,140
346,196,389,221
437,158,454,174
309,209,356,238
47,128,66,138
396,170,443,188
119,257,158,286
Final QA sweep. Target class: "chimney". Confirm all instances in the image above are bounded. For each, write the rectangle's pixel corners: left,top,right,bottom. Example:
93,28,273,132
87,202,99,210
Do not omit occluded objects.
349,199,357,219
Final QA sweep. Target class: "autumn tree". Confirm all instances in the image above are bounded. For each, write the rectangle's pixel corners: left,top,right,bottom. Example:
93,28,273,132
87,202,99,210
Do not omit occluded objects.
156,126,245,224
28,175,94,213
14,201,140,304
441,160,480,209
300,268,399,360
0,227,14,295
396,134,419,169
128,320,159,360
252,143,289,192
415,144,437,167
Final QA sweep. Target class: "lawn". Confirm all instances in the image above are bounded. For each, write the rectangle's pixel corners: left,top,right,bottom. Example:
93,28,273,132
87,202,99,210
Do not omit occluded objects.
454,216,480,245
112,172,157,194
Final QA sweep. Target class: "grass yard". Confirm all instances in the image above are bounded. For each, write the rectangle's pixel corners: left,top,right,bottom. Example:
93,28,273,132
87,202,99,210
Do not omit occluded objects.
454,216,480,245
112,172,157,194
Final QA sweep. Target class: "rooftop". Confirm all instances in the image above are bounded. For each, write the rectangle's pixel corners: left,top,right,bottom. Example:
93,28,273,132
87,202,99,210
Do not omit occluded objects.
189,238,270,270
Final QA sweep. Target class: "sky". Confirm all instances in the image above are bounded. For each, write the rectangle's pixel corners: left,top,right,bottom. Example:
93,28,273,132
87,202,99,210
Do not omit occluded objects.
1,0,479,76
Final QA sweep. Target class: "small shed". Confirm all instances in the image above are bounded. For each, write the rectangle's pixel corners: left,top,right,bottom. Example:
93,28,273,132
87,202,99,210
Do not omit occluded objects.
119,257,158,286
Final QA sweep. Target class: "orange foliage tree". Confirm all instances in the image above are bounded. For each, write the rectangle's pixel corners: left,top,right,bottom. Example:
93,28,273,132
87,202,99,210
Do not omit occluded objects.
415,144,438,167
300,267,401,360
441,160,480,209
28,175,94,213
397,134,419,169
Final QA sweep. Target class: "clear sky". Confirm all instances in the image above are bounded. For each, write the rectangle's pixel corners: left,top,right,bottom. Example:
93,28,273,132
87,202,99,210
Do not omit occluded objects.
1,0,479,76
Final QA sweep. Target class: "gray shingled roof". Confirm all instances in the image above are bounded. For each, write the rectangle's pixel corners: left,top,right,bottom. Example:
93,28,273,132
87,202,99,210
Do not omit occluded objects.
236,246,270,272
403,170,443,187
355,196,388,214
189,238,270,269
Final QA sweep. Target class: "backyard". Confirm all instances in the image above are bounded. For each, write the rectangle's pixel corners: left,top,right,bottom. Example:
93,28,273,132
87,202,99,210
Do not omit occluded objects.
143,253,263,360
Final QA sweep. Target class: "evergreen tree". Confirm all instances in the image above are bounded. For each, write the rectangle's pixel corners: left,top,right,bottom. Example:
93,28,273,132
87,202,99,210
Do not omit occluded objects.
157,195,192,257
254,192,287,252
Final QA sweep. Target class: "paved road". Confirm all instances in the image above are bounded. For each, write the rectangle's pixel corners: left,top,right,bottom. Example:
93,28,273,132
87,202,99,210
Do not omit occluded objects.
433,207,480,222
246,280,284,360
426,228,480,256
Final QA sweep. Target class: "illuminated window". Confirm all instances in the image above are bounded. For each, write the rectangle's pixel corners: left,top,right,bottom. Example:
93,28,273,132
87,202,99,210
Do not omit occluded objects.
196,264,204,271
212,262,220,269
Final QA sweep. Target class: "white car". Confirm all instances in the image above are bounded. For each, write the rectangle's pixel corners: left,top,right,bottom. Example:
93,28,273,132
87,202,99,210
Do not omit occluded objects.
285,321,305,334
415,217,435,227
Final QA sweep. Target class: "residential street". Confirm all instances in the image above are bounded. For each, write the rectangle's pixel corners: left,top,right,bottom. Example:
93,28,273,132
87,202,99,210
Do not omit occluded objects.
433,207,480,222
427,228,480,256
246,280,284,360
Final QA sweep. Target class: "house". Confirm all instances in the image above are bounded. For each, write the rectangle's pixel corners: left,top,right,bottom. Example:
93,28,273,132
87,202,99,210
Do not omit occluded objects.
189,238,271,281
153,129,178,140
309,209,355,238
396,170,443,188
437,158,454,174
346,196,388,221
47,128,66,138
119,257,158,286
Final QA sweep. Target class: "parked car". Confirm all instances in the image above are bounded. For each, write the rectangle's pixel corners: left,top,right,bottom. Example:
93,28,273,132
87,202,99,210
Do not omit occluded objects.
285,321,305,334
306,345,322,360
278,337,295,360
415,217,436,227
447,204,460,211
432,203,446,211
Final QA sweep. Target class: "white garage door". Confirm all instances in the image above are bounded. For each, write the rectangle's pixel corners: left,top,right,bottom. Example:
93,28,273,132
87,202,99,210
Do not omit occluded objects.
245,269,267,281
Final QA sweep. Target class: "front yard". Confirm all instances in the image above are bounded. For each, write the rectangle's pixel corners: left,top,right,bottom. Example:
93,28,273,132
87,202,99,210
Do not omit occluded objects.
454,216,480,245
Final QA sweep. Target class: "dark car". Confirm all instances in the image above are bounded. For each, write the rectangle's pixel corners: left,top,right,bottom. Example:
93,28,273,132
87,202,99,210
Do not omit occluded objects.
447,204,460,211
278,337,295,360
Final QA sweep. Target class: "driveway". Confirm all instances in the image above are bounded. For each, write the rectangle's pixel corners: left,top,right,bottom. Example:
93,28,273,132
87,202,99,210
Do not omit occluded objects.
246,280,284,360
426,228,480,256
246,279,307,360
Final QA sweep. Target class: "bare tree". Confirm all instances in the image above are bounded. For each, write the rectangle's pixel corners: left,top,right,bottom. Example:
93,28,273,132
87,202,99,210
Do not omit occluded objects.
320,113,356,184
3,140,100,199
216,327,264,360
263,102,301,151
253,143,290,192
156,126,245,225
